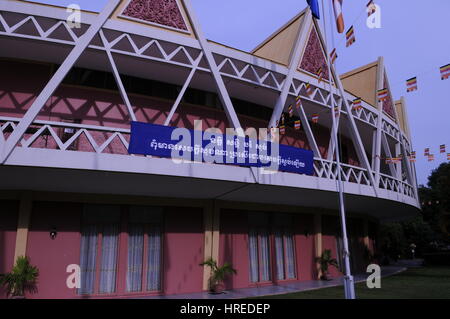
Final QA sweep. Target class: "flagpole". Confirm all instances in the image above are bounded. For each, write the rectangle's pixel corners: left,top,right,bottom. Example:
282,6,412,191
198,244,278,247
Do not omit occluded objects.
320,0,356,299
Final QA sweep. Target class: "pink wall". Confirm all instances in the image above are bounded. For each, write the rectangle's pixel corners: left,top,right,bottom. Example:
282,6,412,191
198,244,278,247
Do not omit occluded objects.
162,207,204,295
0,60,361,167
321,215,342,279
0,200,19,298
26,201,82,299
219,209,250,290
293,214,316,281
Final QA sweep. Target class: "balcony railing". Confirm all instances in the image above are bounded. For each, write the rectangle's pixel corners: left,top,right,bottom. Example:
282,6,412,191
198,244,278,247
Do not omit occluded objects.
0,116,416,200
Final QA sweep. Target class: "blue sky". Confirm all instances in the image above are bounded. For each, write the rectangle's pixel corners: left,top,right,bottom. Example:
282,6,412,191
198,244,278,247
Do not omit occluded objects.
26,0,450,186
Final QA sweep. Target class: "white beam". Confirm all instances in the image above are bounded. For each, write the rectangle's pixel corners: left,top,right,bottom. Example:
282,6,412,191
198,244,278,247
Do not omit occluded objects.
182,0,242,130
164,52,204,126
0,0,122,164
99,30,137,122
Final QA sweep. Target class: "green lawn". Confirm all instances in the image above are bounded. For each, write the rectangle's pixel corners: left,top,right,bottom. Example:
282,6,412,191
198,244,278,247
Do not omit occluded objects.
255,267,450,299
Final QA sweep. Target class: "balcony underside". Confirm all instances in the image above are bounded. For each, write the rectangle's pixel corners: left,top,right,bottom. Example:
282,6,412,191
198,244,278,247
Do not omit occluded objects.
0,147,419,220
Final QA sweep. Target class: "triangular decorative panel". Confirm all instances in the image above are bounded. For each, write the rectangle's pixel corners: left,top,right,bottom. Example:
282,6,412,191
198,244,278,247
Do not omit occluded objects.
120,0,188,31
298,26,329,81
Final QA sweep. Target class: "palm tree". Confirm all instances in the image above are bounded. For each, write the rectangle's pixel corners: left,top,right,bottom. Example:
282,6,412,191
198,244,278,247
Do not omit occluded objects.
200,257,236,293
0,256,39,298
316,249,338,280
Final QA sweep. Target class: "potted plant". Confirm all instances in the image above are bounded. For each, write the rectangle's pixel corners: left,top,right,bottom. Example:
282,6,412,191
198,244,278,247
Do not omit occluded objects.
0,256,39,298
200,257,236,294
316,249,338,281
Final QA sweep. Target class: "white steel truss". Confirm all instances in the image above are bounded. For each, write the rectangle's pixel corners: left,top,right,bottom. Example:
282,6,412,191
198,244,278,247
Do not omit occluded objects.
0,0,419,207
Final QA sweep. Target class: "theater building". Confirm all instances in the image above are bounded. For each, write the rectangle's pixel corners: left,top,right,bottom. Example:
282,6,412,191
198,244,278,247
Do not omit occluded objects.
0,0,419,298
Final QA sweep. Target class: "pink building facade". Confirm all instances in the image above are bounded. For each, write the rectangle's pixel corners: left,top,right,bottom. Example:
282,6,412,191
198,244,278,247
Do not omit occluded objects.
0,0,418,298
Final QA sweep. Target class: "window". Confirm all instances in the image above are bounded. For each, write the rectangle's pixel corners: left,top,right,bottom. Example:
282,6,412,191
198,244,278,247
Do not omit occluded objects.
273,215,296,280
79,205,163,296
248,213,271,283
126,206,163,293
79,205,120,295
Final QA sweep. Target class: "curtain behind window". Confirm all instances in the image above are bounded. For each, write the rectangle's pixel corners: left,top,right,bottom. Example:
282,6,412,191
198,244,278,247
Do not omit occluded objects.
126,224,144,292
79,224,97,295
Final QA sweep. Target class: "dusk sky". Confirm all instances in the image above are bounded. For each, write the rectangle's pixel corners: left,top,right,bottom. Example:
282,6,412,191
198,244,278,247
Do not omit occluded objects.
27,0,450,186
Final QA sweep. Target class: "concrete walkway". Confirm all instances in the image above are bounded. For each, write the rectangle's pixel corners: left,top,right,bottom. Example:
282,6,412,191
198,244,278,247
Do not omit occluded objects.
142,266,406,299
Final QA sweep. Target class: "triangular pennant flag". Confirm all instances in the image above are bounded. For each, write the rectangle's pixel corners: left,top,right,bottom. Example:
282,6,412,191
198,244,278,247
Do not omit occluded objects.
352,98,362,111
295,96,302,109
367,0,376,16
377,88,388,102
305,83,314,96
440,64,450,80
406,77,418,92
330,48,338,64
345,26,355,47
316,66,324,83
288,104,294,117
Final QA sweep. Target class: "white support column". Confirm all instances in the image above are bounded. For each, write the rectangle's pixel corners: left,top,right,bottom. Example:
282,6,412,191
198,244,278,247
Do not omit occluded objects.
295,99,322,158
164,52,204,126
0,0,122,164
268,9,313,129
330,63,378,196
381,132,397,177
182,0,242,130
373,57,385,187
99,30,137,122
395,142,402,180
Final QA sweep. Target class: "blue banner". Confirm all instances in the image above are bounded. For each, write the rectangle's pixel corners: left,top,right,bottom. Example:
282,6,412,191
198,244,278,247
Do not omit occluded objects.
128,122,314,175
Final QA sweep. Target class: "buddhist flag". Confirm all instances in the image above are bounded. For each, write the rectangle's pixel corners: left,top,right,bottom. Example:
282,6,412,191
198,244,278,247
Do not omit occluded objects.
409,151,416,162
332,0,345,33
424,148,430,156
288,104,294,117
307,0,321,19
330,48,338,64
428,154,435,162
352,98,362,111
312,113,319,123
294,120,301,130
440,64,450,80
406,77,418,92
295,96,302,109
280,125,285,135
346,26,355,47
367,0,376,16
305,83,314,96
316,67,324,83
377,88,388,102
440,144,446,153
447,153,450,161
